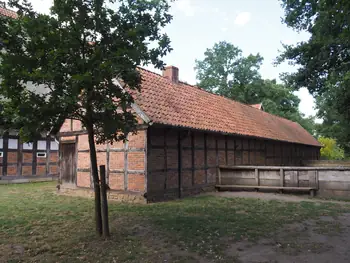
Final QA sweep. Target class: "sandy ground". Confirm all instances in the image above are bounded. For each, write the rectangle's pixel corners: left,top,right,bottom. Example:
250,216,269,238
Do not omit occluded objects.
209,191,348,204
208,191,350,263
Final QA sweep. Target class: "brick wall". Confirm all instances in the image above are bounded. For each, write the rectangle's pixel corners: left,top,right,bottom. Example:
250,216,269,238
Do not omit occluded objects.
146,126,320,201
0,135,59,178
61,120,147,192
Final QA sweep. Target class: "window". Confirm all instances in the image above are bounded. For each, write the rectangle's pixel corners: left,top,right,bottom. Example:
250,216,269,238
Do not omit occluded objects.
23,142,33,150
50,141,59,150
0,152,3,157
0,139,3,149
37,140,47,150
37,152,47,158
8,139,18,149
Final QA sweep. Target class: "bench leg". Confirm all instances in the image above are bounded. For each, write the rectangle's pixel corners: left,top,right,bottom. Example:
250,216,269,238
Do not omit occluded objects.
279,189,283,194
310,189,315,198
255,188,259,192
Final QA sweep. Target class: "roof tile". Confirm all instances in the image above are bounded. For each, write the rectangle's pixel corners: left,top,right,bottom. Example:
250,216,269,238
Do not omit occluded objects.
133,68,321,147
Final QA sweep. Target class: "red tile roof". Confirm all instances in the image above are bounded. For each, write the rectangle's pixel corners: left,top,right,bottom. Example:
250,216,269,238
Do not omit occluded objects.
132,68,321,147
0,7,17,18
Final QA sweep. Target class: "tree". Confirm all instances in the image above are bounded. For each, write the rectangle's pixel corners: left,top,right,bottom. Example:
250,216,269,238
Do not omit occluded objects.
318,137,345,160
195,41,315,134
278,0,350,154
195,41,264,101
0,0,172,236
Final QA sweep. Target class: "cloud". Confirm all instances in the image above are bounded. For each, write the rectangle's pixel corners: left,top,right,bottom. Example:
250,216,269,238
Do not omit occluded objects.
175,0,196,17
234,12,251,26
221,27,228,32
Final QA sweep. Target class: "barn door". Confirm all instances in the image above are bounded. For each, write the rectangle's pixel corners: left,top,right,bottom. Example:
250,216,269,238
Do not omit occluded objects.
60,143,76,184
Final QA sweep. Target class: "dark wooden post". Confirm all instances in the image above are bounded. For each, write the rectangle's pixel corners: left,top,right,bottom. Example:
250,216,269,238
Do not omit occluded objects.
17,137,23,177
32,140,38,176
45,137,51,177
177,131,182,198
100,165,110,238
191,132,195,186
204,133,208,184
3,133,8,176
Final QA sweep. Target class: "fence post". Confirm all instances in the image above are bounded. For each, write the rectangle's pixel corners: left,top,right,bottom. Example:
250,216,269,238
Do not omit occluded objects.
255,168,259,186
100,165,110,238
280,168,284,187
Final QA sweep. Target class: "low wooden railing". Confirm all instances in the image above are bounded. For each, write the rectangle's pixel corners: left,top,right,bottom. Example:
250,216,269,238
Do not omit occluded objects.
217,165,350,197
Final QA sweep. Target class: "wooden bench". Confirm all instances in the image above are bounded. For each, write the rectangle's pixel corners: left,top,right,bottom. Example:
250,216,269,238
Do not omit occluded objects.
216,185,317,197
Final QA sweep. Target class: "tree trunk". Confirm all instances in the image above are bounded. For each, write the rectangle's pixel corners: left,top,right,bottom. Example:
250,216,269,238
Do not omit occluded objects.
100,165,110,238
87,124,103,236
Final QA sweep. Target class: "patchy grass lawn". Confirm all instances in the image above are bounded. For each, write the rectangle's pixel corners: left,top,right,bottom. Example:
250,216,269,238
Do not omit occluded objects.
0,182,349,263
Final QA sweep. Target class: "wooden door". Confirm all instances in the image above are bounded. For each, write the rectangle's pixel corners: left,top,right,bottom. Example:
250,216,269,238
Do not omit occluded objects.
60,143,76,184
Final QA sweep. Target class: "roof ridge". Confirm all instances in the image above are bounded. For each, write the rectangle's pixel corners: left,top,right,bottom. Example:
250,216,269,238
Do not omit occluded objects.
138,67,304,128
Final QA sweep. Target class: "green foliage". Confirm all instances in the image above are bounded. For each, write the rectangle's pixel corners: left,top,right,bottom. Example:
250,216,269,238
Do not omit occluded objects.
278,0,350,154
0,0,172,142
318,137,345,160
195,41,315,134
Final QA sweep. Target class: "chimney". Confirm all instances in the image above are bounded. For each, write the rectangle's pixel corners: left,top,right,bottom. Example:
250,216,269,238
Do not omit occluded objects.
163,66,179,83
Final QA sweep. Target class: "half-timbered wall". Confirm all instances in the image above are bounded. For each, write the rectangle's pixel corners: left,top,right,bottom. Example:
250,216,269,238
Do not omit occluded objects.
0,133,59,180
59,119,147,192
59,120,320,201
146,126,320,201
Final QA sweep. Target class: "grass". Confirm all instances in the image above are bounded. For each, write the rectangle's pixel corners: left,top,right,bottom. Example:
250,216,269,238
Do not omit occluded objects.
1,182,349,263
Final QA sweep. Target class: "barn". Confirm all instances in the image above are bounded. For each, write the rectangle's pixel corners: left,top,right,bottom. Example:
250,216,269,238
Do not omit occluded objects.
58,66,321,202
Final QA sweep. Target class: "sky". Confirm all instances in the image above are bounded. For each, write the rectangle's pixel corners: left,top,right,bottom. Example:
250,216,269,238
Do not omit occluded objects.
5,0,317,117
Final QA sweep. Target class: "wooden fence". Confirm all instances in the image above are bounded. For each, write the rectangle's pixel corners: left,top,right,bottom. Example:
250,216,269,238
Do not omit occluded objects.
218,165,350,198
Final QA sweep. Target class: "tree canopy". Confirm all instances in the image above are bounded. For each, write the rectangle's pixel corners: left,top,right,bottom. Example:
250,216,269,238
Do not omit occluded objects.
278,0,350,154
195,41,315,134
318,137,345,160
0,0,172,236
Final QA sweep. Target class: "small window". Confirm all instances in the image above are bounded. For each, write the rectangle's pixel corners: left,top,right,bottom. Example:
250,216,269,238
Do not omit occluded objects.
8,139,18,149
37,140,47,150
50,141,59,150
0,152,3,157
37,152,47,158
0,139,3,149
23,142,33,150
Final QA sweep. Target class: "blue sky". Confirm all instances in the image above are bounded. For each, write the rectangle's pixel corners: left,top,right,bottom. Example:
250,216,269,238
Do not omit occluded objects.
14,0,316,117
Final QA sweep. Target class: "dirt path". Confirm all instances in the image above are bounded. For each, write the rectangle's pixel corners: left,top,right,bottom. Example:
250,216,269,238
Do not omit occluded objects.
227,213,350,263
208,191,349,204
207,191,350,263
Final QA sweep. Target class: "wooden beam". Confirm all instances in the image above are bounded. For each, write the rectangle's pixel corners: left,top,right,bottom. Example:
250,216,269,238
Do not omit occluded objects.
74,136,78,185
217,167,222,185
233,139,236,166
264,140,267,166
177,130,182,198
225,136,228,165
124,135,129,191
2,133,8,177
106,142,110,185
17,138,23,177
164,128,168,190
145,129,150,193
248,139,251,165
191,132,195,186
32,140,37,176
280,168,284,187
255,168,259,186
45,137,50,177
204,133,208,184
